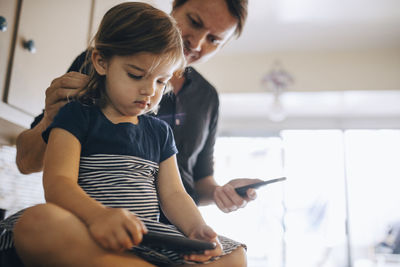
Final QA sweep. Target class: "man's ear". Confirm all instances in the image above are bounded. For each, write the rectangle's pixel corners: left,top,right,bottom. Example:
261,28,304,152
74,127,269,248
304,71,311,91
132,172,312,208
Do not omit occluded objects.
91,49,107,75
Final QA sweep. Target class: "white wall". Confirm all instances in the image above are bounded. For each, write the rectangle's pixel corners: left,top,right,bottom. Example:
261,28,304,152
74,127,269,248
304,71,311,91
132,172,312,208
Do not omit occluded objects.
195,48,400,136
196,48,400,93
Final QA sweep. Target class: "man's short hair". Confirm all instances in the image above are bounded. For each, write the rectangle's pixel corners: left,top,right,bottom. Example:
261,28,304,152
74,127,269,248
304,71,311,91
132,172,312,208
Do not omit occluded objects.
172,0,248,38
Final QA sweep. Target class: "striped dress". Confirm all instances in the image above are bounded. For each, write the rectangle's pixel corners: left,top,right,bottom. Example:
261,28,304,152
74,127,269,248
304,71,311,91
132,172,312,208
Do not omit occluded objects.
0,101,244,265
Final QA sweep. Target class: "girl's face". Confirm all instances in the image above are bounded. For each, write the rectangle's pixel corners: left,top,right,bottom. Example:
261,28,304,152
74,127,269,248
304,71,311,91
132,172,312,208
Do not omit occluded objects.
93,51,177,123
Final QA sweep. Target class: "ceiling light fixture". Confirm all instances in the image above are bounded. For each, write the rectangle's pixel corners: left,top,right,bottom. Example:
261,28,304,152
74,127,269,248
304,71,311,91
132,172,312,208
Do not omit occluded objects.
261,61,294,122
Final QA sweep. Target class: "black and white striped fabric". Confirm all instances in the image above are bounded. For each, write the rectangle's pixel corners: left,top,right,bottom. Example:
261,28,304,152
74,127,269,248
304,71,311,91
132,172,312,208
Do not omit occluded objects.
1,102,245,264
0,154,244,265
80,154,244,265
0,210,25,250
79,154,160,220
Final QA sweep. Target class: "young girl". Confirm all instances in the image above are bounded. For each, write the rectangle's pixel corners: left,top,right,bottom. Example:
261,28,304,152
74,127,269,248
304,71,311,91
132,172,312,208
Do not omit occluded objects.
0,2,246,266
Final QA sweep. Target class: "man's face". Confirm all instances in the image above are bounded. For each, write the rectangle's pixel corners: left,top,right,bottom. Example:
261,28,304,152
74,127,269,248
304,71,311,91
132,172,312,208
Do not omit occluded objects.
171,0,238,65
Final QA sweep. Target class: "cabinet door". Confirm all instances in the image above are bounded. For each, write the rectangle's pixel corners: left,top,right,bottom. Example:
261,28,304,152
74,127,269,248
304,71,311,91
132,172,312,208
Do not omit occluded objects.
0,0,18,97
6,0,91,116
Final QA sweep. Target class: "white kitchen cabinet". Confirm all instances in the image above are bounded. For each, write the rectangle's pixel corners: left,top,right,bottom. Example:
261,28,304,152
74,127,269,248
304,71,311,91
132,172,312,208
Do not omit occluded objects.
0,0,30,144
0,0,17,97
5,0,92,117
0,0,92,144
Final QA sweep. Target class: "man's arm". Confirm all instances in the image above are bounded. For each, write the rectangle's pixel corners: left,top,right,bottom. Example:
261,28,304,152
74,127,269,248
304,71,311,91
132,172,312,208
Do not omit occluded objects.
194,175,219,206
15,72,89,174
191,87,262,212
16,118,51,174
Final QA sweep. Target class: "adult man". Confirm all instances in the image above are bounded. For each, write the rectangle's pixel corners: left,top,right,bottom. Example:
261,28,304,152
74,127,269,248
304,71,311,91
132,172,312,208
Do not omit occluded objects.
16,0,260,214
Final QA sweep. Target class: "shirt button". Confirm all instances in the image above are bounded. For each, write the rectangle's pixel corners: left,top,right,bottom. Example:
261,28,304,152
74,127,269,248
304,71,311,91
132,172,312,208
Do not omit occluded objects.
175,119,180,125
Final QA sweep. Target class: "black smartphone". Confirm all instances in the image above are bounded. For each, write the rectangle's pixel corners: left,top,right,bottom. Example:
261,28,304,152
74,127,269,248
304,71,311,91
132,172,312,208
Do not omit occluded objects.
141,231,216,254
234,177,286,197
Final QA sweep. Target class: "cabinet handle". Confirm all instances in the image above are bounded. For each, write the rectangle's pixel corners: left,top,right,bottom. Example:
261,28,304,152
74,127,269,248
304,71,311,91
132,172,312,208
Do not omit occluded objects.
23,39,36,53
0,16,7,32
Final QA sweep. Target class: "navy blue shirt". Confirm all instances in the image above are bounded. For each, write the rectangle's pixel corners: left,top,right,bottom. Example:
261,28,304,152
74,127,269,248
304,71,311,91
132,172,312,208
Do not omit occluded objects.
42,101,177,163
33,51,219,203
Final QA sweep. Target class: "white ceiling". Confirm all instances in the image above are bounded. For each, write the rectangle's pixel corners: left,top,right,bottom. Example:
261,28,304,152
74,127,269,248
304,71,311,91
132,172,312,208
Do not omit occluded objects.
155,0,400,54
226,0,400,54
227,0,400,54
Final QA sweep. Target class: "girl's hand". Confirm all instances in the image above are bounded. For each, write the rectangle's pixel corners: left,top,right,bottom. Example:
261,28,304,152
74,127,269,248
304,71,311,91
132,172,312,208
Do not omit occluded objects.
86,207,147,252
184,225,223,262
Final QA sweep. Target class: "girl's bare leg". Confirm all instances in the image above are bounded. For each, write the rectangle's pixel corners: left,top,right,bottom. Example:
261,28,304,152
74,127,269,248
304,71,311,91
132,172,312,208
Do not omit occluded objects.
13,203,155,267
182,246,247,267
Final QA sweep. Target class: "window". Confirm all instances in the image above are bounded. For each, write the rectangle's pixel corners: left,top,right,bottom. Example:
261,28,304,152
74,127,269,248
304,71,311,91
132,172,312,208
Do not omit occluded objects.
200,130,400,267
200,137,285,267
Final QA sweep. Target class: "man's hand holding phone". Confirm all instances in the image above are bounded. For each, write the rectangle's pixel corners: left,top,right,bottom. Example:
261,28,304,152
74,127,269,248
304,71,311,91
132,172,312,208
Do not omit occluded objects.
213,178,263,213
213,177,287,213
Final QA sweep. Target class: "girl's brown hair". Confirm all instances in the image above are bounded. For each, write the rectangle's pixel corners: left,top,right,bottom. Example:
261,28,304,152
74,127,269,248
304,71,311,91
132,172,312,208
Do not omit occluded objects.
77,2,185,107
